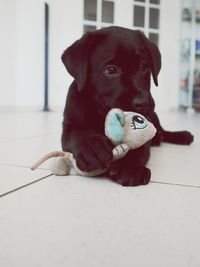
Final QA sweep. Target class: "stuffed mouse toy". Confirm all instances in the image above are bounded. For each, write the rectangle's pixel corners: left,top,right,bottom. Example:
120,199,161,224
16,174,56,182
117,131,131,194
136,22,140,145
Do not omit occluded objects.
31,108,156,177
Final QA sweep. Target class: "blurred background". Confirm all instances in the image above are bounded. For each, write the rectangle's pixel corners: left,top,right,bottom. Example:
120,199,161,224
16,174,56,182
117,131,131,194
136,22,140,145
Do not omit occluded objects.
0,0,200,112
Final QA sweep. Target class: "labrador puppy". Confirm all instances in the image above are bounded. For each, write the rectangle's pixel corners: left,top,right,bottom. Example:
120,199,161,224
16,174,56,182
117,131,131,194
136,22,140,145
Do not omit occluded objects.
61,26,193,186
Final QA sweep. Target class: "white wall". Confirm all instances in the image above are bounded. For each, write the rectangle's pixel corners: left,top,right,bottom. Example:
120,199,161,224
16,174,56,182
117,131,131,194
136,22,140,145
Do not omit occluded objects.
0,0,44,108
0,0,17,107
15,0,44,107
48,0,83,107
114,0,133,28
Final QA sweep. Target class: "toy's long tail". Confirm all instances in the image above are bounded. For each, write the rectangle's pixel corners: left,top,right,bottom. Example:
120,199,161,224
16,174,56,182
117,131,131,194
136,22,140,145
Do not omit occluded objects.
31,151,67,170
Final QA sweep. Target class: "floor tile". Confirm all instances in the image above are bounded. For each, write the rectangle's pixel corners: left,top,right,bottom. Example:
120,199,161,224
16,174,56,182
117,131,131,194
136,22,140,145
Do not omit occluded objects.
158,110,200,142
145,110,200,187
0,176,200,267
0,165,52,196
0,134,61,167
148,142,200,187
0,109,199,267
0,109,62,141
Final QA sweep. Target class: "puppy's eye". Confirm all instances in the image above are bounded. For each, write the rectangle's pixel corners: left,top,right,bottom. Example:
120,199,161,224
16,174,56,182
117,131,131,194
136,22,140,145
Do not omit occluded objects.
132,115,147,129
103,65,121,77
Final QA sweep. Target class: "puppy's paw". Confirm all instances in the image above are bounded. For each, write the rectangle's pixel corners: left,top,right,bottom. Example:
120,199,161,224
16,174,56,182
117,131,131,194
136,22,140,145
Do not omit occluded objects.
178,131,194,145
162,130,194,145
109,165,151,186
75,135,113,172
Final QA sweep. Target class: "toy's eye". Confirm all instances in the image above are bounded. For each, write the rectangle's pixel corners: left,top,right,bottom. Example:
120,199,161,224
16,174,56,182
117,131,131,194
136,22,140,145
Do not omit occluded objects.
132,115,148,129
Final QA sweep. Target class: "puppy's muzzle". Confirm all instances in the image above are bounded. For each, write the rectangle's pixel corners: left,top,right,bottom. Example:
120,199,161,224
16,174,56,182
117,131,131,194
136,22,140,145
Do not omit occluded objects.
131,96,155,115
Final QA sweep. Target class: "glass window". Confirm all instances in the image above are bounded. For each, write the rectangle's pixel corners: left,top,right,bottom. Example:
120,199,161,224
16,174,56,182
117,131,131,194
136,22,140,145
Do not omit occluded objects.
149,33,159,46
102,1,114,23
134,6,145,27
150,0,160,4
149,8,159,29
84,25,97,33
83,0,114,33
84,0,97,21
133,1,161,47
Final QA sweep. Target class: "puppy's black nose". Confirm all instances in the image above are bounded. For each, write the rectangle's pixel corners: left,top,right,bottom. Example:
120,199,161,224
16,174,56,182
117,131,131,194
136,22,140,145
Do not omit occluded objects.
132,97,148,111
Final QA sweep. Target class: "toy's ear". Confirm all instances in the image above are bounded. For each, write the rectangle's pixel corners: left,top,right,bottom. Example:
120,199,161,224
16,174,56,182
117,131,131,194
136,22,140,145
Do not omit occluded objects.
105,109,125,143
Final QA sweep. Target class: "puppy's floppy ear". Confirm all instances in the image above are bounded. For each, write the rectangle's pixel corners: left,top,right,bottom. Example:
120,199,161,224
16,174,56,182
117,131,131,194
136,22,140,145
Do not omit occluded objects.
137,31,161,86
61,32,94,91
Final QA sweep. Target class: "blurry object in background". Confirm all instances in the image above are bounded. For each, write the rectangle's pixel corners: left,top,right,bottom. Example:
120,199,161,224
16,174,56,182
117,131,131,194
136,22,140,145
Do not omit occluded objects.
194,69,200,86
196,8,200,22
182,7,192,21
195,39,200,54
181,38,191,60
179,0,200,111
180,69,189,88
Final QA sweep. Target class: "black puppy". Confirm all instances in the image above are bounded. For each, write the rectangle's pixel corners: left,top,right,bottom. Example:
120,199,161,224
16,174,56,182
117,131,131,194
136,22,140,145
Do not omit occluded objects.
61,26,193,186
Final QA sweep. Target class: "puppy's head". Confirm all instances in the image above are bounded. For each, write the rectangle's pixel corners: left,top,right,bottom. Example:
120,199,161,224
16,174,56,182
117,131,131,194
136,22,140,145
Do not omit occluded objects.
62,26,161,117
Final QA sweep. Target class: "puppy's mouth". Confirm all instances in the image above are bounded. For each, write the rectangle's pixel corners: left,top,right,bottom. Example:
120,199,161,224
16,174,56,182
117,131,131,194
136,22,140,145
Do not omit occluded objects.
93,95,118,118
95,96,154,118
131,97,155,116
99,98,115,117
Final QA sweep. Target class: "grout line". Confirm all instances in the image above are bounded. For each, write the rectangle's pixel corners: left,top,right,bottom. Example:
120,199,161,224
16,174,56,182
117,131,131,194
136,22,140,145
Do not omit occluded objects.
151,180,200,189
0,174,53,199
0,163,199,190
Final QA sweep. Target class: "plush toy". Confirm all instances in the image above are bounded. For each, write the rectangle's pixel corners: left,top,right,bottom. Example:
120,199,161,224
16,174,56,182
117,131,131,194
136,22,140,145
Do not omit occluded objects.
31,108,156,177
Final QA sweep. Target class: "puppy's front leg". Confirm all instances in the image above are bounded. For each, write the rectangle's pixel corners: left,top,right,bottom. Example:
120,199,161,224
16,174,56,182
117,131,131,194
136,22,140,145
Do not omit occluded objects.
108,143,151,186
62,130,113,173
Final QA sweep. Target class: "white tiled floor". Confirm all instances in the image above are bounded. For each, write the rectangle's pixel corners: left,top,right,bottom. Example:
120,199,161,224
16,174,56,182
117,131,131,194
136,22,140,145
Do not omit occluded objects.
0,108,200,267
